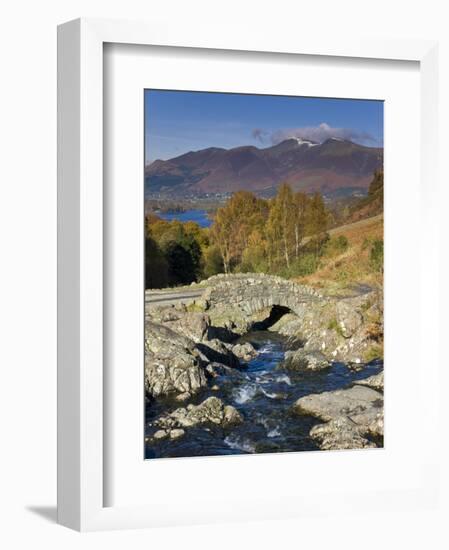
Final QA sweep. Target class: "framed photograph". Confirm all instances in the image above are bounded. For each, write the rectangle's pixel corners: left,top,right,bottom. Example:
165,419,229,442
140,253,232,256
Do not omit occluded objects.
58,18,440,531
143,89,385,460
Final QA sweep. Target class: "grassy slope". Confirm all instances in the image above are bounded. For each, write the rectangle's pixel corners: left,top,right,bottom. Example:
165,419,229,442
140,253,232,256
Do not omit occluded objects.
297,214,384,295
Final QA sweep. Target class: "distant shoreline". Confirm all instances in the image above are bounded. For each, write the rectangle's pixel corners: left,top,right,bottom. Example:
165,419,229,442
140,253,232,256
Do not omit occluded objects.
156,208,213,228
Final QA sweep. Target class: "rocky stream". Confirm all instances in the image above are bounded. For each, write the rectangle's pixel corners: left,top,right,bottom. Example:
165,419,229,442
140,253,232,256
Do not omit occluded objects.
145,274,384,459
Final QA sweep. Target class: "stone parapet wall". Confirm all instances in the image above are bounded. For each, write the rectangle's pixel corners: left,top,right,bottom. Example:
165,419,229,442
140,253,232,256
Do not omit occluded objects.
200,273,325,316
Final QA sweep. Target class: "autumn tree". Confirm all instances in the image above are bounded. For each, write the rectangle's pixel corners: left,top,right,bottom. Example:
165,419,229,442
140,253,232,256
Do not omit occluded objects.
368,170,384,200
305,192,328,256
210,206,233,274
241,228,267,272
146,218,206,286
266,183,295,269
203,245,224,277
293,192,308,260
210,191,268,273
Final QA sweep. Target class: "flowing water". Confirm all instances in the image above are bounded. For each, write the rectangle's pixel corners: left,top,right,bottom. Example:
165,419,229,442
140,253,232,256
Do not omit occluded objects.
145,331,383,459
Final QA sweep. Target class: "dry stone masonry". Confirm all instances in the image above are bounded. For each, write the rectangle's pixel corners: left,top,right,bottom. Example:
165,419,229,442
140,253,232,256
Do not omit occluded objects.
200,273,325,317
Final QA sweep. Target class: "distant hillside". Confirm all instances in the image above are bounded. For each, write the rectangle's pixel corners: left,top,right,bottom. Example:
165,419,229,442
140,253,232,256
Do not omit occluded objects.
145,138,383,198
298,213,384,295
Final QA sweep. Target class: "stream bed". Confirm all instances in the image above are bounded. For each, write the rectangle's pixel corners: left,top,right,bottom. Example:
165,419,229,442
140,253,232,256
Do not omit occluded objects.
145,331,383,459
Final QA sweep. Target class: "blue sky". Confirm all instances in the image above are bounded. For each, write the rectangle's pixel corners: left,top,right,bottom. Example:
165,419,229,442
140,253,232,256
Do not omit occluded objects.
145,90,383,163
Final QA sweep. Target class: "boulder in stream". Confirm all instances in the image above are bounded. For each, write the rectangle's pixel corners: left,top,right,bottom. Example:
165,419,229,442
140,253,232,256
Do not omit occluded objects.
195,339,240,368
293,384,384,450
309,417,377,450
145,321,207,398
282,349,331,371
149,396,243,441
231,342,258,362
354,371,384,392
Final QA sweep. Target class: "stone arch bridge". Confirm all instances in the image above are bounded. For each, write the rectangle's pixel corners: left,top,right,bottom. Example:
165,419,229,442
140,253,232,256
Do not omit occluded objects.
199,273,326,319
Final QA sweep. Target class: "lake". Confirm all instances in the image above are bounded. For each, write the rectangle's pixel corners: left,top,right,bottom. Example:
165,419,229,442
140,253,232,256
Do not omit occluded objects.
157,208,212,228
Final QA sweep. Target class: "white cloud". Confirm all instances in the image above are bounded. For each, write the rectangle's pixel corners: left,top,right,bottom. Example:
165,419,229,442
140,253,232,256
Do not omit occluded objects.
258,123,379,146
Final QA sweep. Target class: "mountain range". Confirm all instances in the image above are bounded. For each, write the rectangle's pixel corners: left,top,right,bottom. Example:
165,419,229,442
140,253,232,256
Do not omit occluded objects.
145,137,383,198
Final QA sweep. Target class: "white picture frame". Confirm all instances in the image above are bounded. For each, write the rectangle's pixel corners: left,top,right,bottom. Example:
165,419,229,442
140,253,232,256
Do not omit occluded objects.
57,17,440,531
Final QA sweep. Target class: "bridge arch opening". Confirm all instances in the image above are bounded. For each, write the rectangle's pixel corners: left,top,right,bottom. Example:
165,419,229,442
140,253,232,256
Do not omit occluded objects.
251,305,292,331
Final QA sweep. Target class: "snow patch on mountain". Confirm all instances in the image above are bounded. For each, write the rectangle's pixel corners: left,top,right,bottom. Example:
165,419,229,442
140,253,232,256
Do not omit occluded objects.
292,137,318,147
